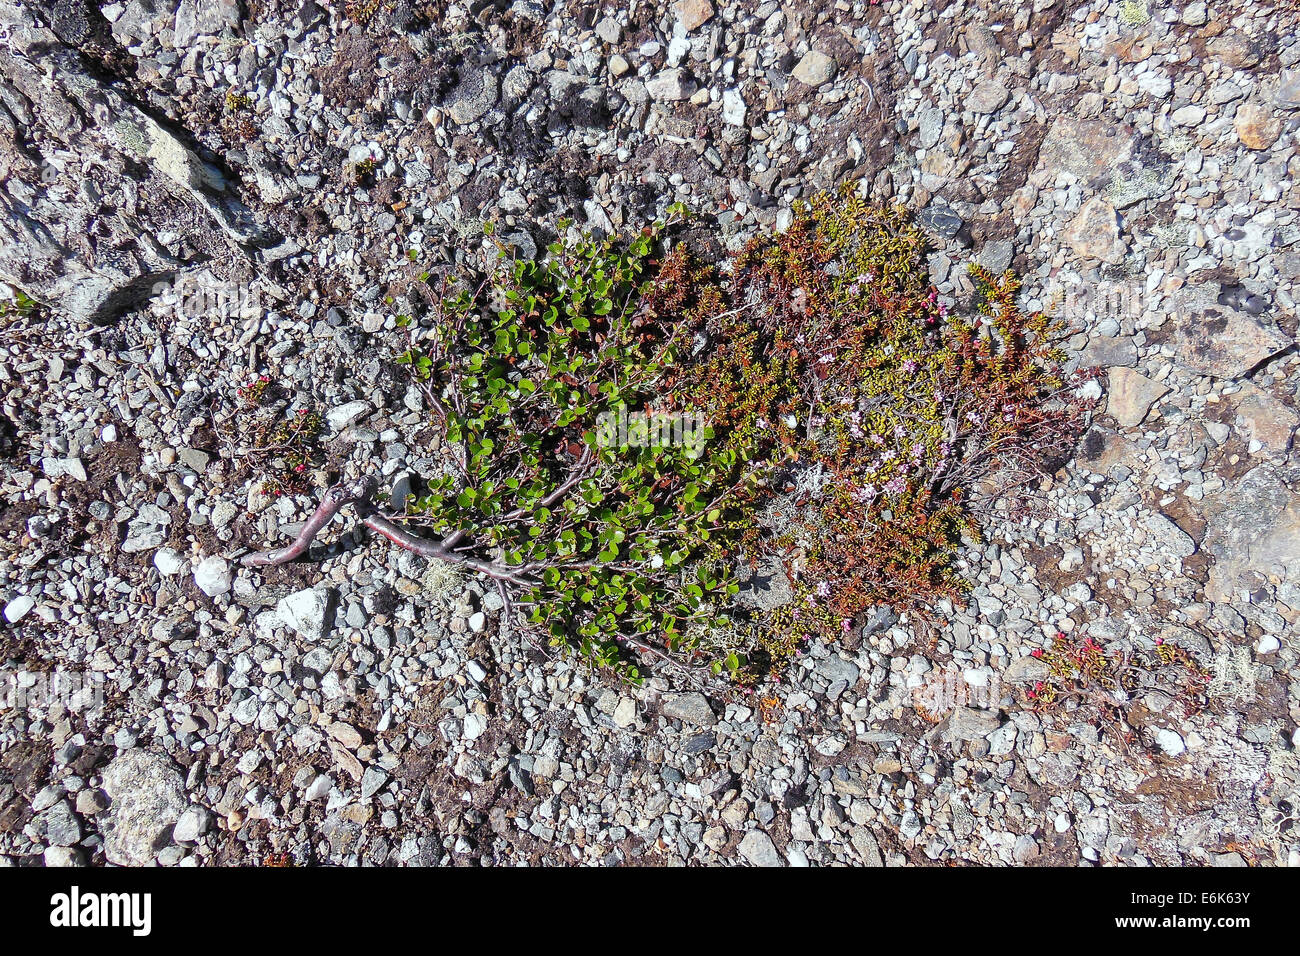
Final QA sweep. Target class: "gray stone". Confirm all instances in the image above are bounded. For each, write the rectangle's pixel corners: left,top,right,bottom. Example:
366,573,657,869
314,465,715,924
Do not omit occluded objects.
177,447,210,472
38,800,81,846
646,68,696,102
721,88,746,127
326,400,372,431
815,656,860,687
735,556,794,611
1202,467,1300,602
173,806,211,843
1106,367,1169,427
123,505,171,553
918,204,963,239
594,17,621,44
360,767,389,799
737,829,783,866
173,0,240,46
662,692,716,727
1166,290,1291,379
101,750,187,865
1079,335,1139,368
1065,196,1127,265
3,595,34,624
1172,104,1206,126
946,706,1001,742
304,774,333,801
153,547,187,576
276,587,334,641
792,51,837,87
1155,729,1186,756
918,107,944,149
42,457,87,481
193,556,232,598
967,80,1009,114
1274,69,1300,108
850,827,884,866
1003,654,1051,683
1037,118,1135,184
44,846,85,867
613,697,637,728
978,239,1014,275
447,70,499,125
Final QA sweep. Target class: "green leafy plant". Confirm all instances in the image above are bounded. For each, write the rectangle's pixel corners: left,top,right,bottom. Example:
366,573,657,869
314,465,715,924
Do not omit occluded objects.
0,290,39,318
400,206,753,682
383,191,1080,684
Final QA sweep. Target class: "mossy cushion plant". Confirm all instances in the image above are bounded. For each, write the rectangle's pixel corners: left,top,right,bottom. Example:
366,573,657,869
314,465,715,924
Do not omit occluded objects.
255,188,1080,687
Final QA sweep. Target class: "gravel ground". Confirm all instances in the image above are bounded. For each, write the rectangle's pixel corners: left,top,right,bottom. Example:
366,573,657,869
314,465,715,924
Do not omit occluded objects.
1,0,1298,867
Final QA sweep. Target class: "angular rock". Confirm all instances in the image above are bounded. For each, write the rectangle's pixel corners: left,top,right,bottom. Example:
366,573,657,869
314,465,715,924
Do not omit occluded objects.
918,204,963,239
173,0,241,47
1172,104,1206,127
37,799,81,846
1079,331,1139,367
1003,654,1052,683
1065,196,1127,265
850,827,884,866
737,829,783,867
0,2,266,323
1106,367,1169,427
44,846,85,867
594,16,621,44
967,80,1009,114
1142,511,1196,560
645,68,696,102
100,750,187,865
1037,118,1135,183
1166,286,1292,379
734,555,795,611
792,51,837,87
945,706,1001,742
3,594,34,624
721,88,746,126
662,692,716,727
1233,386,1297,455
123,504,172,553
1234,101,1282,150
1275,69,1300,108
276,587,334,641
918,107,944,149
173,806,211,843
613,697,637,728
1155,729,1186,756
193,556,232,598
360,767,389,799
978,239,1014,275
1201,467,1300,602
327,400,372,431
673,0,714,32
447,70,499,125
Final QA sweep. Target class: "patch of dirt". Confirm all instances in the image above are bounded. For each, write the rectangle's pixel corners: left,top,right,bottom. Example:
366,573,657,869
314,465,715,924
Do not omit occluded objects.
0,740,51,839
